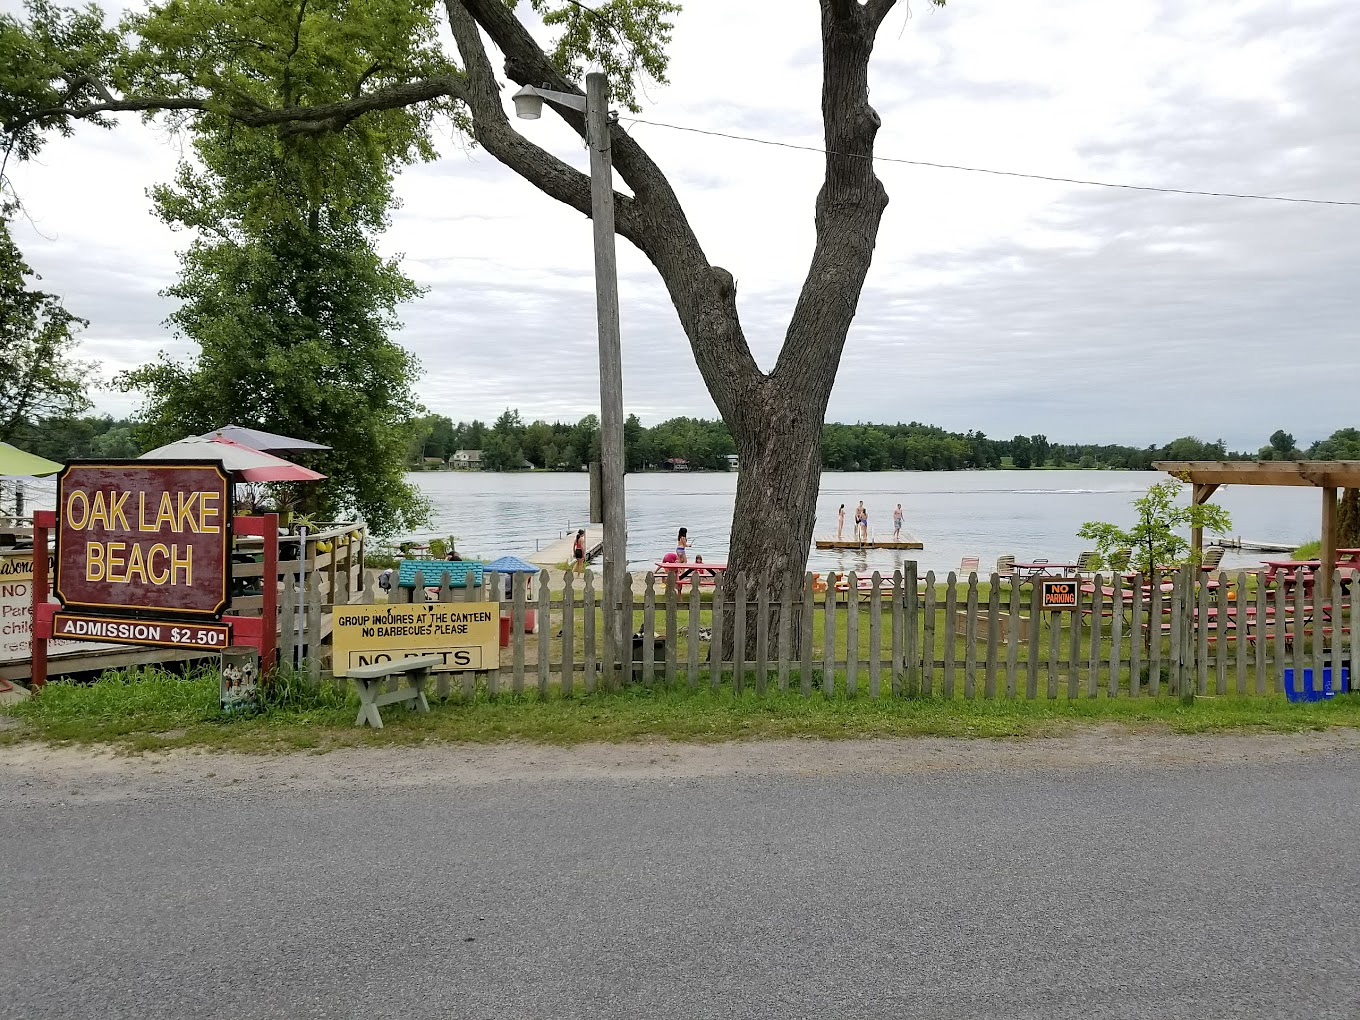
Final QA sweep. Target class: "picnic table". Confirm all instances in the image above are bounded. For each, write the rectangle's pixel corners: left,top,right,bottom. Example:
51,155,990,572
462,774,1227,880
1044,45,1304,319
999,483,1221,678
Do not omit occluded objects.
654,560,725,591
1260,559,1360,590
1012,562,1078,584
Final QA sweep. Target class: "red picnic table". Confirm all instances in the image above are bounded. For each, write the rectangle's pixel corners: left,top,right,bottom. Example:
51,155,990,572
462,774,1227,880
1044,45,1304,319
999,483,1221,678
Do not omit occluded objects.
653,561,726,591
1261,558,1360,590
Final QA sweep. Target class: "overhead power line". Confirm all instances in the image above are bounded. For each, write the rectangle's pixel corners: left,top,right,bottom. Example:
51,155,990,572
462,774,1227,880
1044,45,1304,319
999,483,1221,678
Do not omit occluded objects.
621,116,1360,208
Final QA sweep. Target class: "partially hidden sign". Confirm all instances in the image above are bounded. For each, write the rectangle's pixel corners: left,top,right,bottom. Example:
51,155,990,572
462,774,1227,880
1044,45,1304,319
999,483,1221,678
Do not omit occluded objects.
55,461,233,619
331,603,499,675
1040,578,1080,610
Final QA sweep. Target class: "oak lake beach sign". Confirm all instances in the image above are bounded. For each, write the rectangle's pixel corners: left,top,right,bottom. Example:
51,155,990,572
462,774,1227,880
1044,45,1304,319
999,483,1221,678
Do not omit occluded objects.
55,461,233,620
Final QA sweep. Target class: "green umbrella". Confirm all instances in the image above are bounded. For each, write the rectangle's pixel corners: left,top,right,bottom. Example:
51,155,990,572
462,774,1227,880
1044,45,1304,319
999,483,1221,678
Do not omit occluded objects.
0,441,62,477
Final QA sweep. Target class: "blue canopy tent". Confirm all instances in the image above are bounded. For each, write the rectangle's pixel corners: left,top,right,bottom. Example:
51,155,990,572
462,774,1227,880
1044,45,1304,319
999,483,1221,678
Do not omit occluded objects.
484,555,543,636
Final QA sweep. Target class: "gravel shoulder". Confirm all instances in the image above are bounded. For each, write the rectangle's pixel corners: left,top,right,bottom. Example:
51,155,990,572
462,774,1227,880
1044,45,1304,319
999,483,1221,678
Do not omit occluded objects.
5,726,1360,806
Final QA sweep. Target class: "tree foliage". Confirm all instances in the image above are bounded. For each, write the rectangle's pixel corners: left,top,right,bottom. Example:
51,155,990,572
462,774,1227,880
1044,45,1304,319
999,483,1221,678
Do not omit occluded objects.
1078,481,1232,575
0,211,93,442
106,0,440,535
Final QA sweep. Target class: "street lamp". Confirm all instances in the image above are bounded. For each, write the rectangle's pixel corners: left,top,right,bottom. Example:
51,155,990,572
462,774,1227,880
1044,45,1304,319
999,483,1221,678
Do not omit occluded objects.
513,75,628,684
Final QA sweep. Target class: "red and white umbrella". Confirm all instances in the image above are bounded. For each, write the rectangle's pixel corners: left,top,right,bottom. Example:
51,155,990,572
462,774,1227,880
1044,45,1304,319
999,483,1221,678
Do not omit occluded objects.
139,437,326,483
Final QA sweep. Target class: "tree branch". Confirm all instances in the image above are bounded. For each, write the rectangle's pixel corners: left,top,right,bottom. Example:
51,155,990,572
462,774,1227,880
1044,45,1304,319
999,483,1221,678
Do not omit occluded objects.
453,0,765,422
864,0,899,29
444,0,642,241
772,2,889,410
10,75,468,139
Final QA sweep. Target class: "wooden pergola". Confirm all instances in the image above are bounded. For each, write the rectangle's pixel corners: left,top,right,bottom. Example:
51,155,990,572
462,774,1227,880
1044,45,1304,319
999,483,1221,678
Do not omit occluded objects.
1156,461,1360,591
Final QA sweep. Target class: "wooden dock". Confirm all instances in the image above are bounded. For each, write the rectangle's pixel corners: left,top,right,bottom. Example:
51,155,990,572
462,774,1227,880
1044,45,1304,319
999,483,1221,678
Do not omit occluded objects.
1212,538,1297,554
815,536,923,551
529,525,603,568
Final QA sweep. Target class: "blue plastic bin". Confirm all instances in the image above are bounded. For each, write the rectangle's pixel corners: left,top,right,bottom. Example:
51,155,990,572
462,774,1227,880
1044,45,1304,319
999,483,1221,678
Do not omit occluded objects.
1283,668,1350,703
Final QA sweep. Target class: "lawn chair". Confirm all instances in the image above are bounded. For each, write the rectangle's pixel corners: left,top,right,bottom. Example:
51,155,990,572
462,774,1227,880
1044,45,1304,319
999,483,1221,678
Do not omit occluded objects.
1074,551,1099,577
959,556,980,577
996,554,1017,586
1201,546,1225,572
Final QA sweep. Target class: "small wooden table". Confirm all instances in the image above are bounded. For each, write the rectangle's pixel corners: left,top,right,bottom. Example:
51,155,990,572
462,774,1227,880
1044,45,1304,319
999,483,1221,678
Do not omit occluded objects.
345,655,442,729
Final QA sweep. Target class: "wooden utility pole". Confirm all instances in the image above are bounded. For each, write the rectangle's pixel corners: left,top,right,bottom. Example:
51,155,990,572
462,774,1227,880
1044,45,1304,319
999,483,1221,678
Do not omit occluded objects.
586,72,628,684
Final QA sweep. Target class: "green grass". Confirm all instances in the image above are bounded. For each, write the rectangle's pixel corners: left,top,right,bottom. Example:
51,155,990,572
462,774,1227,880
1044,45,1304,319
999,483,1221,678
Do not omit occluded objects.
5,665,1360,755
1295,539,1321,559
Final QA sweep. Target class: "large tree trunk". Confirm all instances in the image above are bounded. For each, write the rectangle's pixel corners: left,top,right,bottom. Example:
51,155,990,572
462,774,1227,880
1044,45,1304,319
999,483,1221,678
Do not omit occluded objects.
728,401,827,593
449,0,899,643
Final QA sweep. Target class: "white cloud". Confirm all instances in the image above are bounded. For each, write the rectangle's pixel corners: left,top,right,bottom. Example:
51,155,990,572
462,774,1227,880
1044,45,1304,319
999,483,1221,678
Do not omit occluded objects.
5,0,1358,446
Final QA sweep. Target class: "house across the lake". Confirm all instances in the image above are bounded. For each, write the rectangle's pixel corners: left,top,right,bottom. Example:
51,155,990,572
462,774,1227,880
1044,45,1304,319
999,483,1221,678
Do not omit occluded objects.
664,458,690,472
724,454,739,471
452,449,482,470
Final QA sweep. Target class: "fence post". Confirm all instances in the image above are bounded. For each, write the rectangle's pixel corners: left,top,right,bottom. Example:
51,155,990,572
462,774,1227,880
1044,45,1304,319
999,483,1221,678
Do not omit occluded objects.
306,574,322,684
846,571,859,697
963,572,978,700
778,571,793,693
688,580,702,691
1006,576,1020,700
1026,583,1041,699
1197,573,1210,697
943,573,958,699
1109,575,1123,698
922,572,936,697
869,572,883,699
1130,575,1144,698
538,571,551,697
583,571,597,694
1087,574,1103,699
801,572,815,697
756,581,770,696
822,574,838,696
904,562,920,697
891,568,905,697
512,572,527,694
562,571,576,697
642,572,657,688
665,574,678,687
733,572,748,695
711,575,726,693
985,574,1000,700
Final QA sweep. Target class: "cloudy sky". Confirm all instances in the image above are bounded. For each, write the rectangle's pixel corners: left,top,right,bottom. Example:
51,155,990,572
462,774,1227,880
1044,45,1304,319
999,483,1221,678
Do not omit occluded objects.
6,0,1358,448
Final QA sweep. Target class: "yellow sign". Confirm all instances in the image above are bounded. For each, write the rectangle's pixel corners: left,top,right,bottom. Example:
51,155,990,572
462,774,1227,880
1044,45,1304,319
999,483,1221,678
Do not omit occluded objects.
331,602,500,676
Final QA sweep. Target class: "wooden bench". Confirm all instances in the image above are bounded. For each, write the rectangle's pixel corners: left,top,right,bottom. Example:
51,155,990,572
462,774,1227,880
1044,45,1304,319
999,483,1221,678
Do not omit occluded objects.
345,655,442,729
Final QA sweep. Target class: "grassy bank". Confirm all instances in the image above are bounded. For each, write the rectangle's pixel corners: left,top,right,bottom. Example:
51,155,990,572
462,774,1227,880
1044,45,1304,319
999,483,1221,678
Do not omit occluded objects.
5,667,1360,754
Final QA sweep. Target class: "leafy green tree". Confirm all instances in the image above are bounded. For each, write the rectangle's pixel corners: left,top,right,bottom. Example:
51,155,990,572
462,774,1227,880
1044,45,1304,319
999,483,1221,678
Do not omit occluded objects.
1010,435,1033,470
1030,434,1050,468
1269,429,1297,459
106,0,440,535
1078,481,1232,575
0,213,93,442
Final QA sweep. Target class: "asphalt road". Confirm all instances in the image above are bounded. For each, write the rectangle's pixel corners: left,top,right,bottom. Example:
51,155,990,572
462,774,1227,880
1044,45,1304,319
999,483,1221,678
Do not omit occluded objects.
4,750,1360,1019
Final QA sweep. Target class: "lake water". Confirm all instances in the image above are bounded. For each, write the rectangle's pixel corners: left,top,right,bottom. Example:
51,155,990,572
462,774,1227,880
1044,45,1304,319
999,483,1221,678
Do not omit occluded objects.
408,470,1320,576
12,469,1319,575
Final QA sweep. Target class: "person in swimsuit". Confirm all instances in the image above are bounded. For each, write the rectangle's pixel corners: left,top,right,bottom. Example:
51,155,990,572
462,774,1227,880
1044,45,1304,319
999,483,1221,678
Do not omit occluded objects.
860,504,869,542
573,529,586,575
855,501,866,543
893,503,904,540
676,527,691,563
837,504,846,541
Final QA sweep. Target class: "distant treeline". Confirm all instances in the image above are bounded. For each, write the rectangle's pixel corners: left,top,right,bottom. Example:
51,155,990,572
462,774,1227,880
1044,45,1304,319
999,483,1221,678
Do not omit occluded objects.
416,412,1360,474
20,413,1360,476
